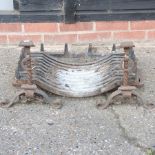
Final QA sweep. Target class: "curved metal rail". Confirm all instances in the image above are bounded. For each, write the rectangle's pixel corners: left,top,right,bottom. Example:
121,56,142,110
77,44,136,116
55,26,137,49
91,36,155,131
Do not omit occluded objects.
16,51,137,97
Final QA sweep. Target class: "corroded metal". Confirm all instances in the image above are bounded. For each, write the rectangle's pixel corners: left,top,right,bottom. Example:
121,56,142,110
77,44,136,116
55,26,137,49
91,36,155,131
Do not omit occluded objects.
8,84,51,107
103,42,143,109
14,43,139,98
9,40,51,107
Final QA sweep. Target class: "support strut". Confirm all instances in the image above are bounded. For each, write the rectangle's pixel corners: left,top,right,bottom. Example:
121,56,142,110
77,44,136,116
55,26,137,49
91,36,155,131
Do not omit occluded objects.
102,42,144,109
8,40,50,107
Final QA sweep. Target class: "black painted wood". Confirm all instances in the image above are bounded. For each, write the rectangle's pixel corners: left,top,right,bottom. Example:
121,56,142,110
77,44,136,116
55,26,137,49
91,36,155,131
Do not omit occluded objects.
19,0,63,12
13,0,19,11
111,0,155,10
77,11,155,21
77,0,155,11
76,0,109,11
63,0,77,23
0,0,155,23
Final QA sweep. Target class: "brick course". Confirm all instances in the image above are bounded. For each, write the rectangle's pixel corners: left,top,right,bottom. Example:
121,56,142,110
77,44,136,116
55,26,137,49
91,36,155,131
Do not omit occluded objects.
0,21,154,45
78,32,111,42
24,23,58,33
59,22,93,32
96,21,129,31
113,31,145,40
0,23,21,32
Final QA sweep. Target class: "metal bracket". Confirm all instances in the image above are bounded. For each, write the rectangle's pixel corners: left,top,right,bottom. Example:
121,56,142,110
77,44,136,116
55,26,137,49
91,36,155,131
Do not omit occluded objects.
7,84,50,107
102,41,144,109
9,40,51,107
102,86,144,109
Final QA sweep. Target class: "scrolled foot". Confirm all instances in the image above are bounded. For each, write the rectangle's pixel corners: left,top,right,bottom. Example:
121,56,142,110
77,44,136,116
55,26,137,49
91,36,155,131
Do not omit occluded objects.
132,90,144,106
7,91,25,108
102,90,122,109
34,89,50,104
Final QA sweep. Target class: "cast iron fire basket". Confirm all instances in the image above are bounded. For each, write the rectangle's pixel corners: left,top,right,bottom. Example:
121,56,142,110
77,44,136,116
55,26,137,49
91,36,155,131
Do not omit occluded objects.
13,41,140,98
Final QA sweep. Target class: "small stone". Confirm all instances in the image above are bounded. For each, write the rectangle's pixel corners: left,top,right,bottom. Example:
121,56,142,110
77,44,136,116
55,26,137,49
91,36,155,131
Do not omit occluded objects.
51,99,63,109
0,99,9,106
46,120,54,126
96,101,105,110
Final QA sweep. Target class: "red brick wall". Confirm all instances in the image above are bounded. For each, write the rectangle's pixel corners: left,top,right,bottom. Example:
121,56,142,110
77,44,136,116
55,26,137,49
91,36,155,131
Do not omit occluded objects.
0,20,155,44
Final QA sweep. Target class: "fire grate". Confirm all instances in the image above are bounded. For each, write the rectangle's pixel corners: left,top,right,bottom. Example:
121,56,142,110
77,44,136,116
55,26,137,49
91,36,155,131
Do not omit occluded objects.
14,42,138,98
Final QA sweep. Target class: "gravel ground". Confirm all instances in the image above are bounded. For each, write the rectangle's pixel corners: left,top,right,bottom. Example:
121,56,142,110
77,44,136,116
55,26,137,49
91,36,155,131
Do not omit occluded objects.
0,43,155,155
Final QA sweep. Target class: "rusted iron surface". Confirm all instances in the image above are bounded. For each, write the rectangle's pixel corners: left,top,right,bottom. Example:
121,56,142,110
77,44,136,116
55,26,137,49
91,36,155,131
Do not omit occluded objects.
9,41,51,107
102,42,143,109
14,43,138,97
